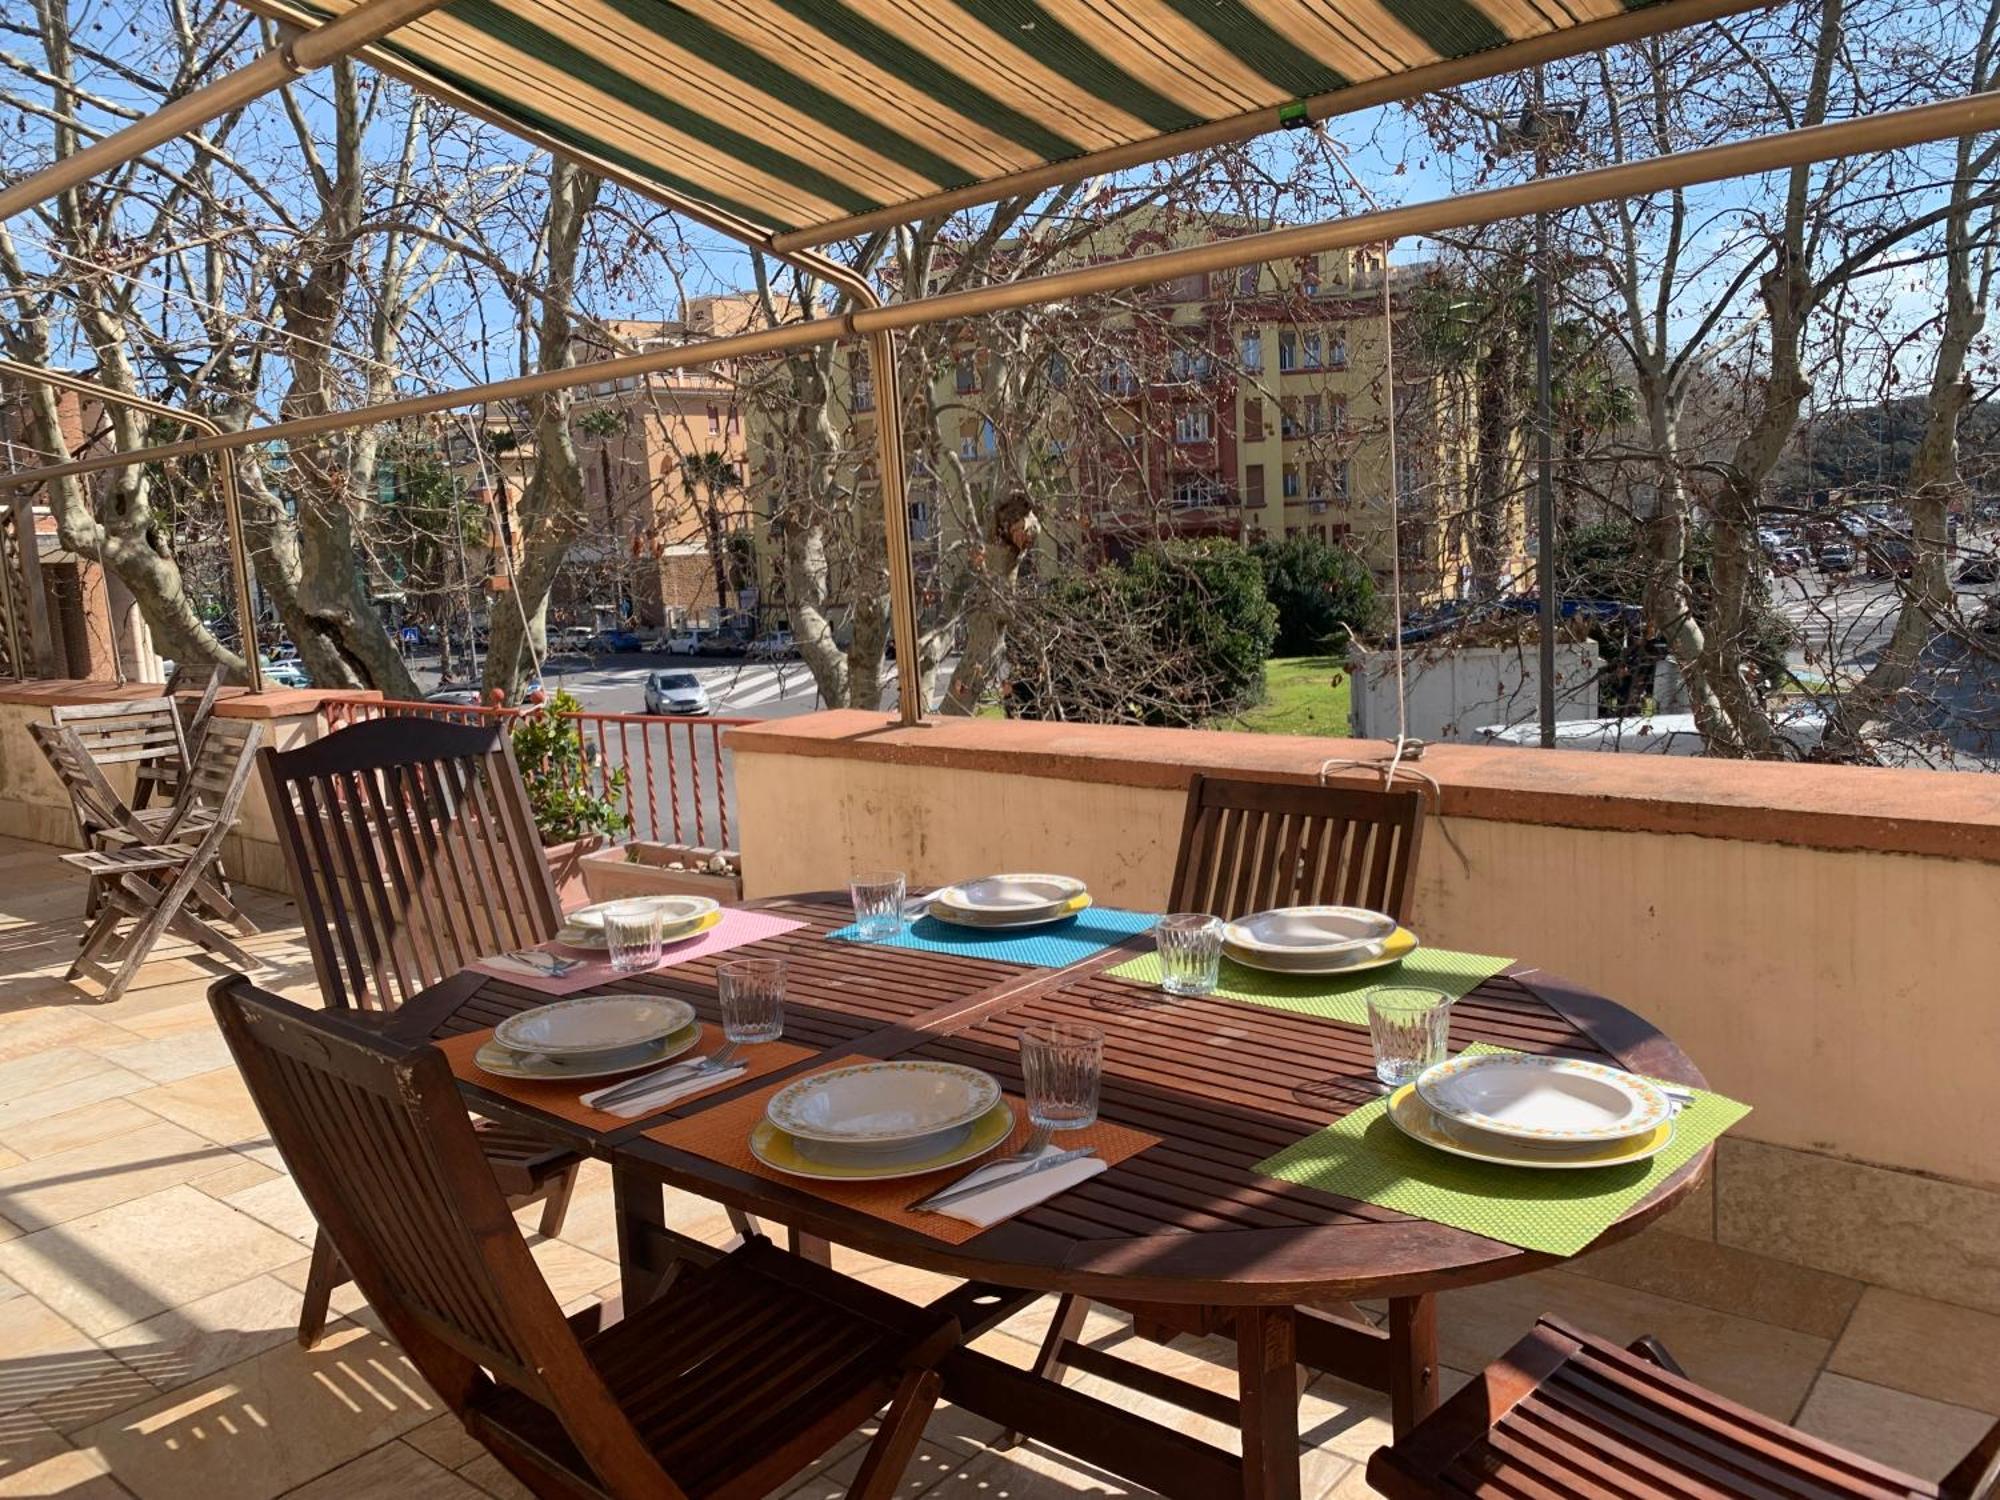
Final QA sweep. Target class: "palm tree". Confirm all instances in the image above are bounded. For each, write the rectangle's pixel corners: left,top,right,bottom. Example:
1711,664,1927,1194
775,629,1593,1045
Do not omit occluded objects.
680,449,740,618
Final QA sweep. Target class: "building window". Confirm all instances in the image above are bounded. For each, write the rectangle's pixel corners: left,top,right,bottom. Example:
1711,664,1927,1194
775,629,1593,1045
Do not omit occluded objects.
1330,396,1347,433
1307,460,1326,500
1304,394,1323,434
1173,407,1212,444
1167,272,1205,302
1280,397,1299,439
955,355,979,394
980,419,999,457
958,418,977,460
1329,330,1349,369
1244,397,1264,438
1278,330,1298,372
1240,330,1262,372
1244,463,1266,507
1282,463,1300,499
706,404,721,435
1303,331,1322,369
851,361,874,412
1048,352,1068,388
1238,264,1260,296
1101,358,1137,396
1169,345,1213,382
1299,254,1321,296
1171,473,1218,506
1335,460,1352,497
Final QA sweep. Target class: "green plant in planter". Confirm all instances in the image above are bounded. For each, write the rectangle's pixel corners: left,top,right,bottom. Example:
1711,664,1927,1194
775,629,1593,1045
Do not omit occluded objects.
509,690,629,843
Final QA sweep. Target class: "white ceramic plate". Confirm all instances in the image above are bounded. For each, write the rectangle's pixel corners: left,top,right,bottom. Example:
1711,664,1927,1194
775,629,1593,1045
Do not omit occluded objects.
494,994,697,1056
750,1102,1014,1181
1222,927,1419,976
765,1060,1002,1144
1415,1053,1672,1145
1224,906,1398,957
556,906,720,951
564,895,719,933
924,894,1092,930
473,1021,700,1081
933,874,1086,916
792,1121,973,1167
1387,1085,1672,1170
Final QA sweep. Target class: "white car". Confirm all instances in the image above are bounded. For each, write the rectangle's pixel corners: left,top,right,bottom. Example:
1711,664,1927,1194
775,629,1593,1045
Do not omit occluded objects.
746,630,797,660
643,671,710,715
665,628,711,654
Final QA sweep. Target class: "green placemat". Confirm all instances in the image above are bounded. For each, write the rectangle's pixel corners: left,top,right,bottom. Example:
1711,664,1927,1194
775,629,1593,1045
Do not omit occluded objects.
1254,1045,1749,1257
1104,946,1513,1025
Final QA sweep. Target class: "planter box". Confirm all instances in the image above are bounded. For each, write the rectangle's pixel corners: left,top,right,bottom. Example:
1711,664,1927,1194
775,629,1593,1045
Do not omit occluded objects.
580,840,743,904
542,833,612,911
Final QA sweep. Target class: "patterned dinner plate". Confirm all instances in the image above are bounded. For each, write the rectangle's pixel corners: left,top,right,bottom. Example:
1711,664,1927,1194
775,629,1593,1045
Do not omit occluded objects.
495,993,697,1056
765,1060,1002,1144
1222,925,1419,976
473,1021,701,1082
555,906,722,951
923,893,1093,930
1415,1053,1672,1145
750,1102,1014,1181
1387,1085,1673,1170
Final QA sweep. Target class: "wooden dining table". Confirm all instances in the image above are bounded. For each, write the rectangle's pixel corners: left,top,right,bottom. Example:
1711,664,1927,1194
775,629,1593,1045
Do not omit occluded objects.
393,890,1713,1500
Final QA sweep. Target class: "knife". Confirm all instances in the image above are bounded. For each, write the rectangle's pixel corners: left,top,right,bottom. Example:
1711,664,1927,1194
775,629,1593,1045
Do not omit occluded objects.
913,1147,1097,1212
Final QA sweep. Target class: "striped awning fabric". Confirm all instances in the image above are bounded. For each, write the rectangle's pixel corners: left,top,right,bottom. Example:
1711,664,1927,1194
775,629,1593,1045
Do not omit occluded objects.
248,0,1696,246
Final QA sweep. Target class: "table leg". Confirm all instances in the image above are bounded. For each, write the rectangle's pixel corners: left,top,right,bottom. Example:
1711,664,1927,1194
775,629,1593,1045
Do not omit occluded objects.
787,1227,832,1266
1235,1305,1301,1500
612,1165,671,1309
1387,1294,1439,1437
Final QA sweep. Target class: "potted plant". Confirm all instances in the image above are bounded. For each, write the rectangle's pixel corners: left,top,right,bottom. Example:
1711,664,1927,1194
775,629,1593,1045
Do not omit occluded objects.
579,839,743,904
510,689,628,907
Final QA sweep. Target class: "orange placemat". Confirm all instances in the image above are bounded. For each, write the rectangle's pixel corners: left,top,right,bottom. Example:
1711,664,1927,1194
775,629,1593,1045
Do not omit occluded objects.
438,1029,818,1133
643,1066,1160,1245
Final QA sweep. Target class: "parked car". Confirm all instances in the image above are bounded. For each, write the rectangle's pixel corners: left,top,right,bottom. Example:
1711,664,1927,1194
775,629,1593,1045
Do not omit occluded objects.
1817,543,1855,574
1956,556,1998,586
643,670,711,715
425,687,482,706
746,629,797,660
665,627,712,655
261,658,310,689
550,625,593,651
588,629,642,653
268,640,300,663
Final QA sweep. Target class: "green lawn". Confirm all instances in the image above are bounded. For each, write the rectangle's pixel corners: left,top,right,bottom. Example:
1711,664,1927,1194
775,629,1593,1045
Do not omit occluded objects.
1227,656,1353,736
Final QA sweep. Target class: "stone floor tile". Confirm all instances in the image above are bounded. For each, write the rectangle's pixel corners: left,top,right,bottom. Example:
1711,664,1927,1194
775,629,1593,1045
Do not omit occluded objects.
779,1437,963,1497
0,1066,153,1143
0,1118,226,1236
86,1030,234,1087
218,1174,317,1247
188,1155,283,1201
271,1255,368,1323
1795,1372,1996,1482
454,1453,534,1500
100,1274,307,1391
126,1070,272,1158
402,1415,484,1472
0,1184,301,1337
1827,1287,2000,1415
0,1293,129,1419
279,1436,486,1499
0,1048,115,1102
0,1149,17,1173
0,1411,134,1498
0,1099,159,1163
28,1365,163,1436
99,1001,220,1043
1435,1266,1831,1420
526,1238,617,1307
74,1321,441,1500
924,1438,1166,1498
0,1008,138,1065
1567,1225,1864,1339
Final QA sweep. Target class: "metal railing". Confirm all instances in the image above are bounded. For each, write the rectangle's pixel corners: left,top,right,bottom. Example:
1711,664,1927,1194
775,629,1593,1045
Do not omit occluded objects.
321,697,753,849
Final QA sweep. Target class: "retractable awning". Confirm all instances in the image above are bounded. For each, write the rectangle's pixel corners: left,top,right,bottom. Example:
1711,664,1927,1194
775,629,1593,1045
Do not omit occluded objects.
237,0,1760,249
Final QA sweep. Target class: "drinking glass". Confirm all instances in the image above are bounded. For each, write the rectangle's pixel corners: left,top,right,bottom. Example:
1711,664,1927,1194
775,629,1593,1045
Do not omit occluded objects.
1020,1020,1104,1131
717,957,786,1043
1365,986,1453,1087
603,900,664,974
1155,913,1223,996
849,869,907,940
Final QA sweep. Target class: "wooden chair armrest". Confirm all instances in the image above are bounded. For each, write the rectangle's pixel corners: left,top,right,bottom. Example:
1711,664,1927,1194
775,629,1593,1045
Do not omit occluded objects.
1942,1418,2000,1500
1626,1333,1687,1377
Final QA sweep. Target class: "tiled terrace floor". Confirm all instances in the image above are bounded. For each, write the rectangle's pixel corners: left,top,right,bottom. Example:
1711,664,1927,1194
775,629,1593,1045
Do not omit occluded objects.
0,830,1994,1498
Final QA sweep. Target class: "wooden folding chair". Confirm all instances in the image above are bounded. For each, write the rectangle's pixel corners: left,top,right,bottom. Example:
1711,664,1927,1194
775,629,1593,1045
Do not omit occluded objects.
210,976,959,1500
154,663,228,805
57,719,263,1003
258,715,586,1345
1369,1315,2000,1499
1169,771,1426,923
50,695,190,816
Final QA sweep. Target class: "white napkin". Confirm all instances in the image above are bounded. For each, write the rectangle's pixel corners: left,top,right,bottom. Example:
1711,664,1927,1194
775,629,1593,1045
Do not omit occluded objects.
581,1063,746,1119
483,952,569,979
927,1148,1107,1228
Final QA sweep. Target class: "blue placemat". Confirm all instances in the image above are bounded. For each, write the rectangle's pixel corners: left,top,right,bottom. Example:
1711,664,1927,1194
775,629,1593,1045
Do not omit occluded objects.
825,907,1160,968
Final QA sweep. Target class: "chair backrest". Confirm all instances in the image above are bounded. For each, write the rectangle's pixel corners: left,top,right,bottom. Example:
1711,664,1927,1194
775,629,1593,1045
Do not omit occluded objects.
30,721,143,842
50,696,187,769
1167,772,1426,923
209,977,678,1496
160,718,264,847
163,663,227,761
258,715,563,1011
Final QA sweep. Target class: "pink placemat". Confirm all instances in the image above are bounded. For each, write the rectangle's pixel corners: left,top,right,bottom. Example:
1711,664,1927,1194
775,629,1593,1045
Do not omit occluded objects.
471,909,808,995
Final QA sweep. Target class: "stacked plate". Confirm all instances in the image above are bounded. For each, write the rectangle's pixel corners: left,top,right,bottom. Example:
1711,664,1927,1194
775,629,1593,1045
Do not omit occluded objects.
474,994,701,1081
556,894,720,950
925,874,1090,930
1389,1053,1676,1170
1222,905,1418,976
749,1060,1014,1181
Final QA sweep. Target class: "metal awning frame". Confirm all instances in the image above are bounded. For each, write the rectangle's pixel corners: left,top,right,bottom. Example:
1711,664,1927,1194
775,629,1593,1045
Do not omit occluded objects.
1,0,1996,723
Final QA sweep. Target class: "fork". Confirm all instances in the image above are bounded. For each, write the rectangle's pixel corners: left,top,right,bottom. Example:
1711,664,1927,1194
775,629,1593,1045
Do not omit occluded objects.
590,1041,743,1109
908,1124,1053,1210
497,949,580,978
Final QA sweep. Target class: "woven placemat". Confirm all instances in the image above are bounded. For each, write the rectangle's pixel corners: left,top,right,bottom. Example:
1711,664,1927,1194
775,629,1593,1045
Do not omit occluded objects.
644,1065,1160,1245
438,1028,817,1132
826,906,1159,969
1254,1044,1747,1257
471,909,808,995
1104,946,1513,1024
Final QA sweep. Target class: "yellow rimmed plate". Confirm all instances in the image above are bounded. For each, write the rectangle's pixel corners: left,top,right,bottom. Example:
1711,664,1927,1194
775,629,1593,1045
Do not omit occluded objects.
1223,925,1419,976
556,905,722,952
1386,1084,1672,1170
749,1101,1015,1181
924,892,1093,930
473,1021,702,1082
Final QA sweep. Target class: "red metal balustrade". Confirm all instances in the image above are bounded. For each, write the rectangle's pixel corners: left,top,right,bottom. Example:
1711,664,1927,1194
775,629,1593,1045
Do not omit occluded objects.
321,697,753,850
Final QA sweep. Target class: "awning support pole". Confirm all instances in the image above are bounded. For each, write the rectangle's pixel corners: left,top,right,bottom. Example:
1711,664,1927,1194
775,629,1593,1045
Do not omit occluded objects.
0,0,457,226
0,358,263,691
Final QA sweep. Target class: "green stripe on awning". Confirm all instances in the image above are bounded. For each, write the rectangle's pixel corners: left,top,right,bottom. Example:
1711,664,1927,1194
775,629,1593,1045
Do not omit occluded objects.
1156,0,1353,98
1382,0,1510,57
954,0,1203,135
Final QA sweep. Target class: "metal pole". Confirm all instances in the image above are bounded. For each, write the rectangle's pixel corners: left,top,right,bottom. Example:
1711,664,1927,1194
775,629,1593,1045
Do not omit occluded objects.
1533,70,1558,749
0,0,457,225
6,85,2000,504
0,356,262,691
